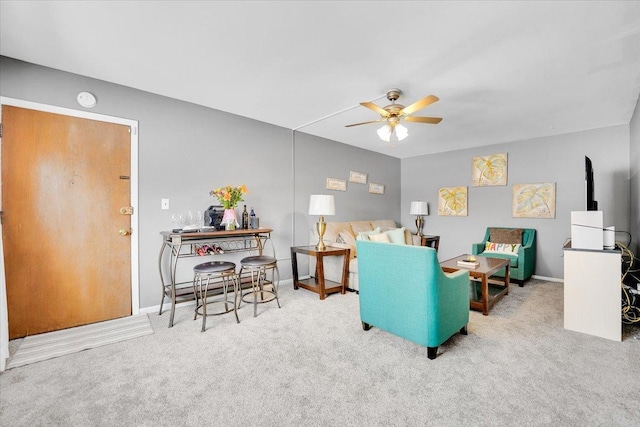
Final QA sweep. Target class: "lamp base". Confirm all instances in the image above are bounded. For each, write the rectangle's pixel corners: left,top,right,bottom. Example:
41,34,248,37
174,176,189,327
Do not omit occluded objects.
316,216,327,251
415,216,424,237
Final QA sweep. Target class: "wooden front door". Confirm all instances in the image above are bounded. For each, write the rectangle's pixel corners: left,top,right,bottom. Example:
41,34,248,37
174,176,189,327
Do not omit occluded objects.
2,106,132,339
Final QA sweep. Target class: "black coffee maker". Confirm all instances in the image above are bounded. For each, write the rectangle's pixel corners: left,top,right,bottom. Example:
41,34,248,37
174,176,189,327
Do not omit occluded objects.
204,205,225,230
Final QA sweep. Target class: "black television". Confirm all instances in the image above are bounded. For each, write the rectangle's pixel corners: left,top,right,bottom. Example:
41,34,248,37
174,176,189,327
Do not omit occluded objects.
585,156,598,211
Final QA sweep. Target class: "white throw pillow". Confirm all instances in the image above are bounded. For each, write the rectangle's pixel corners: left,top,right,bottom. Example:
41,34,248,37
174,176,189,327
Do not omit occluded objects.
337,231,357,259
356,227,382,241
368,233,391,243
384,227,406,245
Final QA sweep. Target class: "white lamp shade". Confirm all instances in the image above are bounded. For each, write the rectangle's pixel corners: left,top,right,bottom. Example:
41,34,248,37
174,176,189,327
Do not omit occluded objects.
395,124,409,141
410,201,429,215
377,123,409,143
309,194,335,216
377,124,392,142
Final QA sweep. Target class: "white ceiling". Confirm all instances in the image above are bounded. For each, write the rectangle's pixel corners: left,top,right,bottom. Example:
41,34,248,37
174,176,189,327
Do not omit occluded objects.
2,1,640,159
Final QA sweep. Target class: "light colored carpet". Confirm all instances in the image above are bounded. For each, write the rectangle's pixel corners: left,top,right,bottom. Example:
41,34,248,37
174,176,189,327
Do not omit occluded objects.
1,279,639,426
7,314,154,369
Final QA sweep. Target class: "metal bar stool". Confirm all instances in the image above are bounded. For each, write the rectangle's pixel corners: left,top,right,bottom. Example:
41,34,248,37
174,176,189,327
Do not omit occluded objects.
239,241,280,317
192,261,240,332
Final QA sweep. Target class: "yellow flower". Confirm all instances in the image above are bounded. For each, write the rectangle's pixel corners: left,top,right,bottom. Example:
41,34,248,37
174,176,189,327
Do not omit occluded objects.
210,184,248,209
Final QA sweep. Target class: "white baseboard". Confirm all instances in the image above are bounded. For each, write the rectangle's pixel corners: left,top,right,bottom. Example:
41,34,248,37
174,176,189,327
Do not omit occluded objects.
139,278,295,314
532,274,563,283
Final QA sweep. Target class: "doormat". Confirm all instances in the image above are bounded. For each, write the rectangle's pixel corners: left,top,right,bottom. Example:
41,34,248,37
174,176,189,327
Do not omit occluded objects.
7,314,154,369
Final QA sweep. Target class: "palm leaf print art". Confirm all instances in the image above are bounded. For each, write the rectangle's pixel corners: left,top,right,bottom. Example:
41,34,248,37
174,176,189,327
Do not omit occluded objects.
472,153,507,186
438,186,467,216
512,183,556,218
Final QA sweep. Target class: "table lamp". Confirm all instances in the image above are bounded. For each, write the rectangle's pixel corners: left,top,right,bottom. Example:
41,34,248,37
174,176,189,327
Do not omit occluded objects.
410,201,429,237
309,194,335,251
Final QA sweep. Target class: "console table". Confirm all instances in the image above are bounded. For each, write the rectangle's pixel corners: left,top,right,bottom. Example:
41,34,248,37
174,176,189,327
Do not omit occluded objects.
290,245,349,300
158,228,272,327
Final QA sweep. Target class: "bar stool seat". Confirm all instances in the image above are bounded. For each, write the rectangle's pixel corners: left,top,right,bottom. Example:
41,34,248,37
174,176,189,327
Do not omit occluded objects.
193,261,239,332
239,255,280,317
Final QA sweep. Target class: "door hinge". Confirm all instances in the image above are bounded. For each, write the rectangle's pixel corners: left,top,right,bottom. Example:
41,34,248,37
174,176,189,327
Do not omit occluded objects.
0,123,3,138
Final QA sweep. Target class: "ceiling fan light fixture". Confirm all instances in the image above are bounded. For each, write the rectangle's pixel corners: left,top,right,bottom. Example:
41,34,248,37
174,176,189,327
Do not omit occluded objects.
347,88,438,145
395,123,408,141
377,124,392,142
377,122,408,143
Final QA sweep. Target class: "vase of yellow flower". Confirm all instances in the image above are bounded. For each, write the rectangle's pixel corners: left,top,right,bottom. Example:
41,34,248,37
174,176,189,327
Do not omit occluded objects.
210,185,248,230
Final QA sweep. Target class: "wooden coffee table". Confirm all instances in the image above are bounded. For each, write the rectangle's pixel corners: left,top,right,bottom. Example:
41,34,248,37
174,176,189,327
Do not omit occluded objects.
440,255,510,315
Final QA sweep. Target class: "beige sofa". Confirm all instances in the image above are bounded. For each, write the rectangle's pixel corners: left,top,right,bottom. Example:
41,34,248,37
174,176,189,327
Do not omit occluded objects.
308,219,420,292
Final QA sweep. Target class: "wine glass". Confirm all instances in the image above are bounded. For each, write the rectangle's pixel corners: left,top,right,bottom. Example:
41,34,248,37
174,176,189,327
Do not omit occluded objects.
171,213,181,230
196,210,203,226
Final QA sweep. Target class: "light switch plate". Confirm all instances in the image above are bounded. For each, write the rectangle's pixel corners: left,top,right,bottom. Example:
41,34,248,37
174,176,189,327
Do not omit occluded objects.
161,199,170,210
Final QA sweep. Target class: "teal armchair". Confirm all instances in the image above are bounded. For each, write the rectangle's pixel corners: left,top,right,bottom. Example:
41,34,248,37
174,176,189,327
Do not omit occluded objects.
357,240,470,360
471,227,536,285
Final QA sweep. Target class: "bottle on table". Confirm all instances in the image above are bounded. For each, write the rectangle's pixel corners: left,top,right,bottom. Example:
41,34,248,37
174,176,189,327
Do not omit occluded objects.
242,205,249,229
249,207,256,229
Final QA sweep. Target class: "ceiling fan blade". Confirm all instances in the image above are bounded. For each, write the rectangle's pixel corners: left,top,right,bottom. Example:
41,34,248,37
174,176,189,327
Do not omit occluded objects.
360,102,390,117
400,95,439,116
345,119,384,128
404,116,443,124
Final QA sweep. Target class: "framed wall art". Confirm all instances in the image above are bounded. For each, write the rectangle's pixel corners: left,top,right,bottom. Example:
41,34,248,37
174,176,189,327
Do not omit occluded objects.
349,170,367,184
512,182,556,218
472,153,507,186
369,183,385,195
438,186,468,216
326,178,347,191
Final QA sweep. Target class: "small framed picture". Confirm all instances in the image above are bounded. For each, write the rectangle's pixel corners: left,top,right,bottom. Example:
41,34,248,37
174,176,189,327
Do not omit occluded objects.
369,183,385,195
326,178,347,191
349,170,367,184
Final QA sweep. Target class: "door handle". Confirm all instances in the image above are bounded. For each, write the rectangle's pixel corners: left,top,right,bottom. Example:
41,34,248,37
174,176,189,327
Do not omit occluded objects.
119,228,132,236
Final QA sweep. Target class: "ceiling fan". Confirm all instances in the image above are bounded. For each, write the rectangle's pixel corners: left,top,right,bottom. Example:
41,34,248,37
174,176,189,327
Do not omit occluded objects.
346,88,442,143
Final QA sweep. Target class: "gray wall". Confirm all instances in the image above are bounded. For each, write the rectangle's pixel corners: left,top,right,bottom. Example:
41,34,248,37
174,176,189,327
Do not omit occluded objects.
630,95,640,255
293,131,401,248
401,126,630,279
1,55,635,299
0,56,401,309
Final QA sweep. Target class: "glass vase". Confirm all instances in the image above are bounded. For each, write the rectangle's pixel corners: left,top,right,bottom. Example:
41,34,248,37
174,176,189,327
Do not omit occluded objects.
221,208,239,230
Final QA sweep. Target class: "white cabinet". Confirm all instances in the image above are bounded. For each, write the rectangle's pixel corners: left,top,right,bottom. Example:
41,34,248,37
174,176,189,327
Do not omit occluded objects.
564,245,621,341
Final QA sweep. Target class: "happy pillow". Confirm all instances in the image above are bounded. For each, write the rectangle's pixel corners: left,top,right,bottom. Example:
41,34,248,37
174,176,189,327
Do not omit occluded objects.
484,241,521,255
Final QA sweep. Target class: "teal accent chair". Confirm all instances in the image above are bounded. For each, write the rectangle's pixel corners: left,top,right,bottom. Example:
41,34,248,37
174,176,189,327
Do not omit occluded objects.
471,227,536,286
357,240,470,360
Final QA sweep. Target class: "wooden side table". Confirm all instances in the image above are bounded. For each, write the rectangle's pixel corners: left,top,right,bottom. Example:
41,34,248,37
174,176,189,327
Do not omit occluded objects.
420,235,440,250
290,245,349,300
